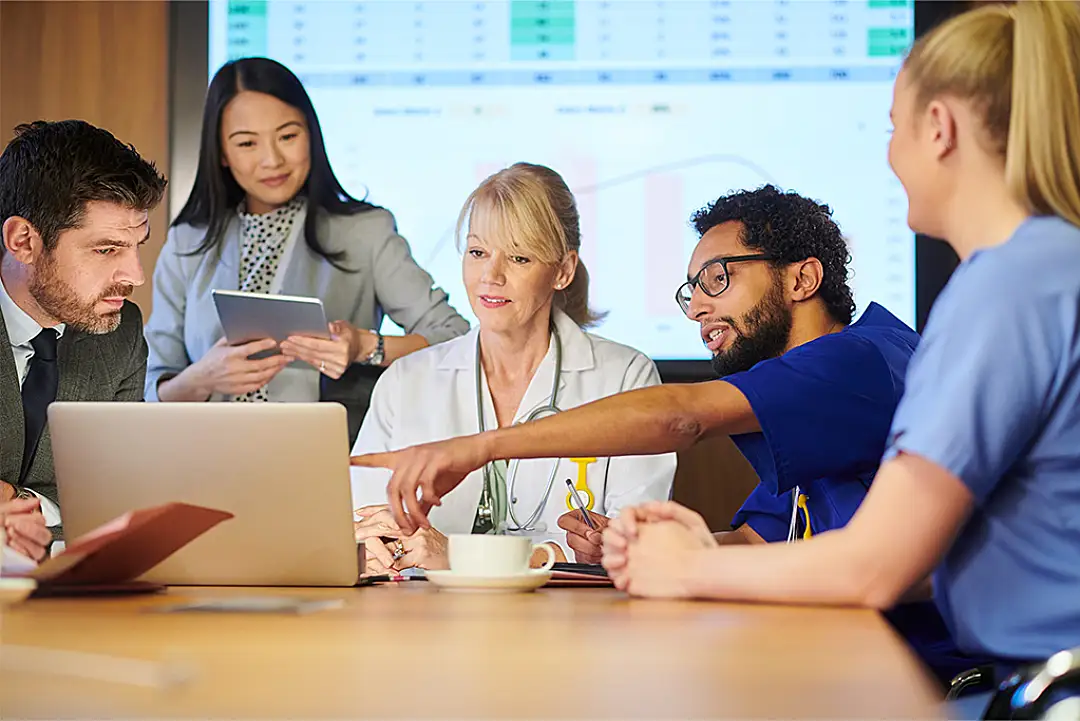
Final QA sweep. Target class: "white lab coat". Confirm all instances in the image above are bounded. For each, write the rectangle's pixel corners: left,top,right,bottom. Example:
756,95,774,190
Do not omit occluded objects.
350,309,677,558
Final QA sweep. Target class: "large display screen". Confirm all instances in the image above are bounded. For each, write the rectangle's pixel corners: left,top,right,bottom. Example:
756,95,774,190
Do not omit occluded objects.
210,0,914,359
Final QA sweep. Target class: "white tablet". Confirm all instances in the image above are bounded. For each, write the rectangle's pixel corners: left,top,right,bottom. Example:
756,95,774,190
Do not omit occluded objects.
212,289,329,358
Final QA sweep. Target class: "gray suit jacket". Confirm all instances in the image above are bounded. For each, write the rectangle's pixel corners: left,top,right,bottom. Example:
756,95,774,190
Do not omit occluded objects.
144,206,469,440
0,300,148,537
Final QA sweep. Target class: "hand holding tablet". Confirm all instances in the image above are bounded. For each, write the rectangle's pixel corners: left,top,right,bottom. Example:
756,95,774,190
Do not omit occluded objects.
195,338,292,397
280,319,365,380
212,289,330,353
212,289,356,380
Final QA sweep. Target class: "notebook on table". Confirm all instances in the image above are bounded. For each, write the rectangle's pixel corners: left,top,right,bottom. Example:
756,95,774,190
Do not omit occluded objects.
547,562,614,588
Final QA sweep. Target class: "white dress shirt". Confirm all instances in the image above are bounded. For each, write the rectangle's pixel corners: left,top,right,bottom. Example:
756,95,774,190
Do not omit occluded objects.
0,273,64,527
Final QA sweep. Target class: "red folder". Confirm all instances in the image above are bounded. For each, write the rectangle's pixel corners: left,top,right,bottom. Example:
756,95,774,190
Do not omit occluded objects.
15,502,232,591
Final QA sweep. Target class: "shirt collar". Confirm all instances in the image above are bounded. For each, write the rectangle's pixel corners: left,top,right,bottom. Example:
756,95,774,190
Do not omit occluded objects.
550,306,596,372
237,195,306,225
438,308,595,372
0,271,66,348
851,301,911,333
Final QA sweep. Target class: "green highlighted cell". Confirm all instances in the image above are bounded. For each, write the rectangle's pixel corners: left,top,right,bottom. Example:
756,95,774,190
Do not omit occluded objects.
512,28,575,44
226,1,267,59
511,1,575,18
868,0,909,7
869,27,910,42
510,0,575,59
869,43,909,56
511,16,575,30
868,26,909,56
227,1,266,17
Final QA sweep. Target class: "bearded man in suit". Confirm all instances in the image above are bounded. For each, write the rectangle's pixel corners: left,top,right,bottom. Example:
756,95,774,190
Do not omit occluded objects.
0,120,167,557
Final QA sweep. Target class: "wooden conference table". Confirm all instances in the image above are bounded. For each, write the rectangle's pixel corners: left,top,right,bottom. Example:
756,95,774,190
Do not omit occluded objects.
0,584,942,719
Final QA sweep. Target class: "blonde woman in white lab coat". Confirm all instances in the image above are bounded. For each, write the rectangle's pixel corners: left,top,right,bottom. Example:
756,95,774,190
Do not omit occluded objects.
351,163,676,574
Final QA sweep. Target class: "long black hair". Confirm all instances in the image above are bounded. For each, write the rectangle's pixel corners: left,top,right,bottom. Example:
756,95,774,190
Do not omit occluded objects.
173,57,374,267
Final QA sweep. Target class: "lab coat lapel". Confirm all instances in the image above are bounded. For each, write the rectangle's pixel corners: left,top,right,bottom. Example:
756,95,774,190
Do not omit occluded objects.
512,335,561,424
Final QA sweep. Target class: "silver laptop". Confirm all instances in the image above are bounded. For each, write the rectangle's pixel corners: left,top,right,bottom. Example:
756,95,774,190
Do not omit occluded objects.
48,402,362,586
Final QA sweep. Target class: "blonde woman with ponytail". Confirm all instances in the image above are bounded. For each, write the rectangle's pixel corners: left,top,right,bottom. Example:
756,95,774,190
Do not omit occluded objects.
349,163,675,573
578,0,1080,676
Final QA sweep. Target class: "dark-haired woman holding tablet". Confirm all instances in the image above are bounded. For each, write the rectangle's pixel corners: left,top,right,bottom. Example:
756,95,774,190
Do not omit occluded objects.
145,58,468,435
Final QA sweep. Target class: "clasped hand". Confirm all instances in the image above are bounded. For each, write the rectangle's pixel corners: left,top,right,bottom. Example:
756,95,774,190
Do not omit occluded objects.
353,504,449,576
0,483,51,562
601,501,719,599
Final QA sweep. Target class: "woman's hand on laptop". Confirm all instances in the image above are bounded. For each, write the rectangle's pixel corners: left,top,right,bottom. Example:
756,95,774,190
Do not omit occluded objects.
1,497,51,561
350,435,492,534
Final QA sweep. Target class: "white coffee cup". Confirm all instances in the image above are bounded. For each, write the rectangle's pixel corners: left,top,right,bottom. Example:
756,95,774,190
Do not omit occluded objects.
447,534,556,576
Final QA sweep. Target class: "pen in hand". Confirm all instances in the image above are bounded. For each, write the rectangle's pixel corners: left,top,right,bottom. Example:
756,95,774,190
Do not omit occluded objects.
565,479,598,531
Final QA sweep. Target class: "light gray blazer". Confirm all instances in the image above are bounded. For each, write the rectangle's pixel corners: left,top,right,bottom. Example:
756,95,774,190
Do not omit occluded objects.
144,205,469,435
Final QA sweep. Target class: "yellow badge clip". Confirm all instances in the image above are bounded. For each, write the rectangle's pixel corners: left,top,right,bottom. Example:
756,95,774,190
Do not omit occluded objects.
565,457,596,511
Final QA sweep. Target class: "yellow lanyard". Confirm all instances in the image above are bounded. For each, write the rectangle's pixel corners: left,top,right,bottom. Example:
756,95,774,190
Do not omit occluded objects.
797,493,812,540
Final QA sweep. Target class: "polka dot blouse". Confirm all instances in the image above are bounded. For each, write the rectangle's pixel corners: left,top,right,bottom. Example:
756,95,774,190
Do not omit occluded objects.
232,195,305,403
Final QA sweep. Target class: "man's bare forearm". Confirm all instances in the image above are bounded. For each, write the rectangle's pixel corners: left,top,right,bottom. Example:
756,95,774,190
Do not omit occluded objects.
483,380,758,463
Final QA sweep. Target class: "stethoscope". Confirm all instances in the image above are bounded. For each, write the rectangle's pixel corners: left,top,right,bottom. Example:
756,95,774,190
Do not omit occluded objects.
474,323,574,533
787,485,811,543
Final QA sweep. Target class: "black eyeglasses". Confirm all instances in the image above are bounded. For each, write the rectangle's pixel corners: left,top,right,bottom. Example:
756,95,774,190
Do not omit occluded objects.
675,254,776,315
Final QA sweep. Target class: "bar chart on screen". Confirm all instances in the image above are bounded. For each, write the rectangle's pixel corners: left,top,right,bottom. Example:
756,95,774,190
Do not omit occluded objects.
209,0,914,360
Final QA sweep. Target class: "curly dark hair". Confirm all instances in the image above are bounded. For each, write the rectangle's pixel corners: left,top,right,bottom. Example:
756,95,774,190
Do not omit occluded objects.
690,184,855,325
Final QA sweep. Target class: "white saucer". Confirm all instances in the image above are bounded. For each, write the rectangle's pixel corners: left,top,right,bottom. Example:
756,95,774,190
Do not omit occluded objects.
0,577,37,606
425,569,552,593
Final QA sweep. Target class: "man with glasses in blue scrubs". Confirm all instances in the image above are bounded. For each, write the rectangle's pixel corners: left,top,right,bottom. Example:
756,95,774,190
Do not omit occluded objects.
358,184,983,687
569,185,981,686
556,184,920,555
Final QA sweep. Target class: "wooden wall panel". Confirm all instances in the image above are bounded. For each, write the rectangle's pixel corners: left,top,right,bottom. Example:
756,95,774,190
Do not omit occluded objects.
0,0,170,316
673,435,760,533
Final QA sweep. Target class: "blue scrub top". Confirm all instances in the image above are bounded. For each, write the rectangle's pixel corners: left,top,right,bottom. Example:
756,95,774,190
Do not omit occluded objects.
724,301,918,541
885,215,1080,664
722,302,988,685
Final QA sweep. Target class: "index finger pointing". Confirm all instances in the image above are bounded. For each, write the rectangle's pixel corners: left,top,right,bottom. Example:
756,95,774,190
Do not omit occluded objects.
351,453,394,469
388,474,417,535
406,487,432,531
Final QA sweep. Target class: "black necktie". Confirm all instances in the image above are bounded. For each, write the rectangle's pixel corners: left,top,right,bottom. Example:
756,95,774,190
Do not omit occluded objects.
20,328,58,483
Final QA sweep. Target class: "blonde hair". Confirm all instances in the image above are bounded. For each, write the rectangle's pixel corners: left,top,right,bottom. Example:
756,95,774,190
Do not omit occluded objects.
456,162,604,327
903,0,1080,227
